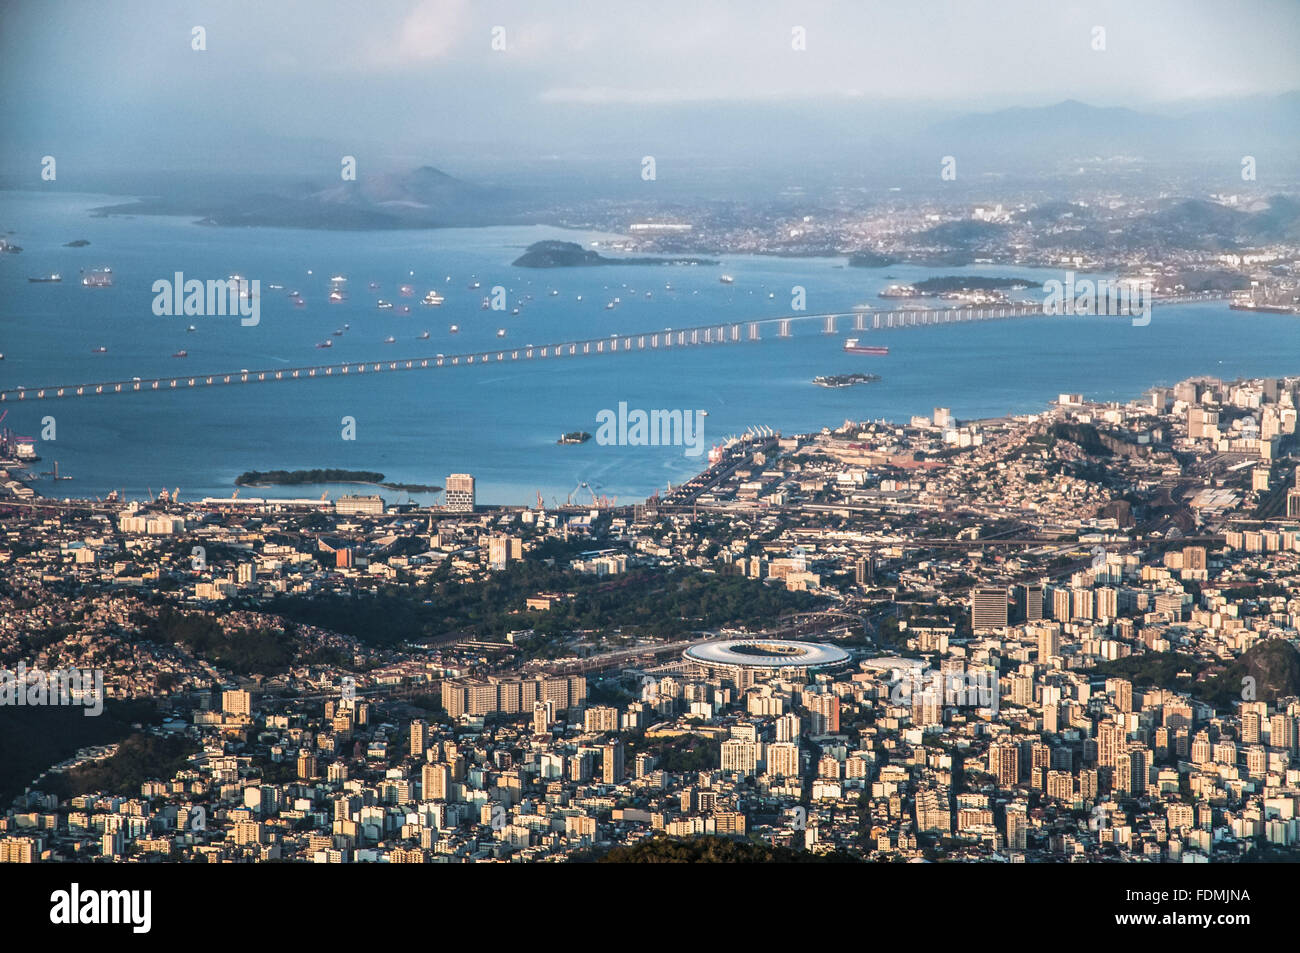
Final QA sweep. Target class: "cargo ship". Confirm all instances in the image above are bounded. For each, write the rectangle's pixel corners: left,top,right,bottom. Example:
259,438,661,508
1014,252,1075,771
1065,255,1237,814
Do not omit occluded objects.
28,274,62,282
843,338,889,355
1229,301,1297,315
422,290,444,306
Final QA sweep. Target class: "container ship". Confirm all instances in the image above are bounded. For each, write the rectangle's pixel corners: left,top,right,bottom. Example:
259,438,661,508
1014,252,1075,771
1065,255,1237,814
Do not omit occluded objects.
843,338,889,355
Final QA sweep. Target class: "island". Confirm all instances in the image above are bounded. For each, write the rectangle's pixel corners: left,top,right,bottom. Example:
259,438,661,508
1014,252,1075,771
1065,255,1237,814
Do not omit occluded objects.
814,373,881,388
512,240,717,268
64,239,91,247
881,275,1043,297
235,469,441,493
557,431,592,445
846,250,896,268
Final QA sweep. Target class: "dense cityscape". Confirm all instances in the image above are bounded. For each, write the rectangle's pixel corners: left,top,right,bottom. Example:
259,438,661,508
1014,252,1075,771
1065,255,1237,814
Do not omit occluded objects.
3,370,1300,864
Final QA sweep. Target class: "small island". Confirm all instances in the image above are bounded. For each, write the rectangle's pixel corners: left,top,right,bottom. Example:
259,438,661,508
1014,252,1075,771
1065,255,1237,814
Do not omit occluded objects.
814,373,881,388
846,250,896,268
881,275,1042,297
235,469,441,493
513,240,717,268
64,239,91,247
557,431,592,445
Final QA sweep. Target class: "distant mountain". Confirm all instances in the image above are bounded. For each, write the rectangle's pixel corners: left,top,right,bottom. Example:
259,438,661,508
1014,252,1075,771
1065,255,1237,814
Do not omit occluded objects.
93,165,530,230
917,95,1300,161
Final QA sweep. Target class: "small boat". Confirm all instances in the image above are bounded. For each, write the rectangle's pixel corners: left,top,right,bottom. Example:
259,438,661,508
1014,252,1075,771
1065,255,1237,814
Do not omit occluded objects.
399,285,414,297
468,281,481,289
317,340,333,349
332,328,343,336
187,325,197,332
398,305,410,314
605,301,615,310
481,298,491,310
719,275,734,284
343,323,350,330
497,328,506,337
287,289,300,296
422,290,444,306
92,346,107,353
369,281,380,290
330,275,346,283
329,291,344,302
549,289,559,296
418,330,430,340
376,300,393,310
383,335,396,344
268,283,283,290
29,274,62,282
511,307,520,315
449,324,459,333
576,295,583,301
173,349,187,358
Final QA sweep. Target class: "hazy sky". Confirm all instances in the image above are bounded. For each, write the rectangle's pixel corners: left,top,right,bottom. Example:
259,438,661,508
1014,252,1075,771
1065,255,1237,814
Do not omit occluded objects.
2,0,1298,175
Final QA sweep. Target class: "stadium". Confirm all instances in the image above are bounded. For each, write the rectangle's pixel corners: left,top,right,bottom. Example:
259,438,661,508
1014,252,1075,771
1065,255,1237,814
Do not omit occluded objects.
682,639,852,686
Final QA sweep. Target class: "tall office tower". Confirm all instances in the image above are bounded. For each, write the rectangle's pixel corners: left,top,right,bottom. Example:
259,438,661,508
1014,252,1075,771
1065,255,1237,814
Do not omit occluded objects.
1004,802,1029,851
444,473,476,513
422,762,450,800
1106,678,1133,713
1036,624,1060,662
854,555,875,587
988,742,1020,788
1019,583,1044,622
602,740,625,784
767,741,800,778
971,585,1010,630
533,700,554,734
806,692,840,735
409,720,428,760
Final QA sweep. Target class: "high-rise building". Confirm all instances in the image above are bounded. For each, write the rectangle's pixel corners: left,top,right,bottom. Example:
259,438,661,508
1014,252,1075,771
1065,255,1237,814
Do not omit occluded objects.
988,742,1019,788
1036,624,1060,662
222,689,252,717
971,586,1009,630
767,741,799,778
445,473,476,513
854,555,874,587
806,692,840,735
602,740,625,784
1018,583,1044,622
297,751,318,781
421,762,450,800
533,700,554,734
409,720,428,759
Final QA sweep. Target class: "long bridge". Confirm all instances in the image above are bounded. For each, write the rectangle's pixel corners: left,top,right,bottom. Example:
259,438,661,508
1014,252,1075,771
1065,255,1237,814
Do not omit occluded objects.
0,294,1229,404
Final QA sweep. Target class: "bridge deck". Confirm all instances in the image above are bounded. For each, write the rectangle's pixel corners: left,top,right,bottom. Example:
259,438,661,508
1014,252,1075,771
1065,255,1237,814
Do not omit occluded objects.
1,296,1228,403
